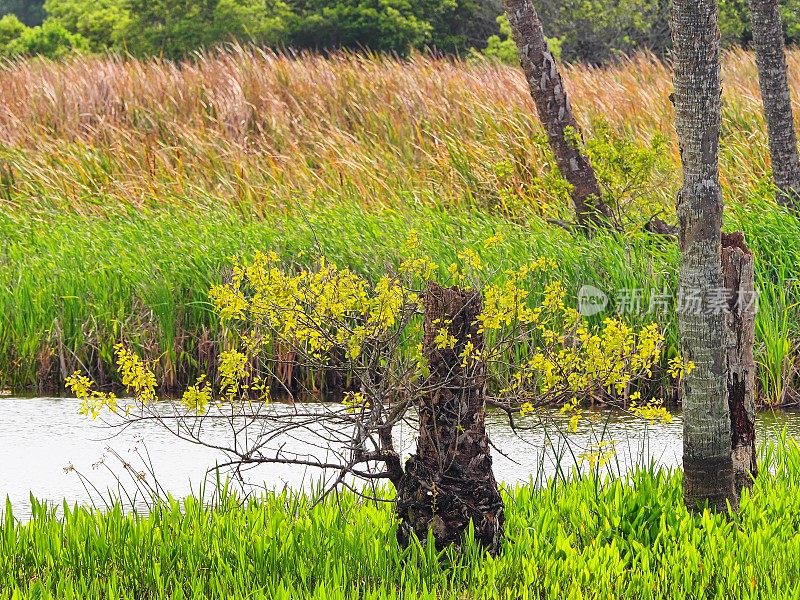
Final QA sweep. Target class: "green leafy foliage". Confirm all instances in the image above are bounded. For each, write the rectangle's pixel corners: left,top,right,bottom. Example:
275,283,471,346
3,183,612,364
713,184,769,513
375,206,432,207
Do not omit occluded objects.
119,0,284,59
535,0,672,64
0,13,26,47
3,17,87,57
3,0,800,60
580,120,671,220
3,439,800,598
472,15,563,65
42,0,129,51
283,0,433,54
0,0,498,59
474,14,516,64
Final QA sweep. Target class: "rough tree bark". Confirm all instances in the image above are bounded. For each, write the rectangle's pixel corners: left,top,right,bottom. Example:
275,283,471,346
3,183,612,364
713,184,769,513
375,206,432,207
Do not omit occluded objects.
747,0,800,209
722,232,758,496
395,283,504,554
503,0,613,230
672,0,738,512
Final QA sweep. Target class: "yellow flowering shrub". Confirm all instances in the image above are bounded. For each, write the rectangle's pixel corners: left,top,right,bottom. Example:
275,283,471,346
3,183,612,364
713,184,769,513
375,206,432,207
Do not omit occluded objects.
560,397,583,432
399,230,437,282
490,278,665,404
218,350,249,399
65,372,118,419
342,391,370,413
433,319,457,350
66,238,678,437
115,344,157,404
667,355,696,379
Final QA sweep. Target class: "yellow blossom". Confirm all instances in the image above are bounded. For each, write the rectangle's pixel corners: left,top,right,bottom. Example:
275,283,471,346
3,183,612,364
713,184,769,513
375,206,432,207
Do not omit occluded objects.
483,232,505,249
181,375,212,413
219,350,248,398
667,355,696,379
342,391,370,413
630,398,673,424
114,344,157,404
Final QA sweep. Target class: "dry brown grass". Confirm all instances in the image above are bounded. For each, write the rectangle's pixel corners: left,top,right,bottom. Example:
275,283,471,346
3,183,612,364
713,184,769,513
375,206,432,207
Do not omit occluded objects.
0,47,786,217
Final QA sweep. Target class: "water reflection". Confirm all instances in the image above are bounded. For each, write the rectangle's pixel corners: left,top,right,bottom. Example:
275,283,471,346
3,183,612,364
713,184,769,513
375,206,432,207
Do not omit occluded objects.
1,397,798,520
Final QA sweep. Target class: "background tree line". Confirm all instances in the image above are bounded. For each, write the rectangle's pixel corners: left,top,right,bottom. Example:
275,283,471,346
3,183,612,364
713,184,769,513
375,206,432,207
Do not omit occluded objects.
2,0,800,62
0,0,501,59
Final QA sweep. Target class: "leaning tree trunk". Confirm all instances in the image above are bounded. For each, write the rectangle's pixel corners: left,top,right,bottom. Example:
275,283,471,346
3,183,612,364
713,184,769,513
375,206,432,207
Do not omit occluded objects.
672,0,738,512
503,0,613,230
747,0,800,209
395,283,504,554
722,232,758,496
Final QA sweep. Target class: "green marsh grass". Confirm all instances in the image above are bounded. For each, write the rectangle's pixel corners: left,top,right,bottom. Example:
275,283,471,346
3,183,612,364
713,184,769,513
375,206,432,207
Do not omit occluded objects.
0,204,683,391
1,49,800,400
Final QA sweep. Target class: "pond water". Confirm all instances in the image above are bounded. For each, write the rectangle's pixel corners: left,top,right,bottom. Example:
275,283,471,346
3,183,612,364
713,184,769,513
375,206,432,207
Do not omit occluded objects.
1,397,799,520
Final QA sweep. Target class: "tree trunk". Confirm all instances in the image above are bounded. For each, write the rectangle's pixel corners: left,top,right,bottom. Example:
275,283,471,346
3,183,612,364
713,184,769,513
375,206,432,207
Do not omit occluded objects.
395,283,504,554
747,0,800,209
503,0,613,230
722,232,758,496
672,0,738,512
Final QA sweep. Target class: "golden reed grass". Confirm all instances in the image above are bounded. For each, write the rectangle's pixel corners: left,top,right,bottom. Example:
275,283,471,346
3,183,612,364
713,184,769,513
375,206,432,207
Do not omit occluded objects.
0,47,788,216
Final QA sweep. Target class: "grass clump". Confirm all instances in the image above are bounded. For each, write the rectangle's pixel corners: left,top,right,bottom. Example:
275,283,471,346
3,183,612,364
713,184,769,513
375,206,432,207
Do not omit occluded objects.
3,438,800,599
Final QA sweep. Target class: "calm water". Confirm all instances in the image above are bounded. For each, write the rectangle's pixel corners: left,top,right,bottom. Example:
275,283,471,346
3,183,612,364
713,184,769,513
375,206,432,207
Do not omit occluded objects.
1,397,799,520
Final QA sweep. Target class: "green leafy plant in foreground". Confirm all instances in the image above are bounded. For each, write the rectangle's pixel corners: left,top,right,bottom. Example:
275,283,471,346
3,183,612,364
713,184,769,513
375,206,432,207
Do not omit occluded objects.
2,436,800,599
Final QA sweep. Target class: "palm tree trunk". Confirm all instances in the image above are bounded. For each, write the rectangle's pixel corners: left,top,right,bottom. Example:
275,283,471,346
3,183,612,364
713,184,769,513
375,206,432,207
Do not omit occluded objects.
503,0,613,230
672,0,737,512
395,283,504,554
747,0,800,208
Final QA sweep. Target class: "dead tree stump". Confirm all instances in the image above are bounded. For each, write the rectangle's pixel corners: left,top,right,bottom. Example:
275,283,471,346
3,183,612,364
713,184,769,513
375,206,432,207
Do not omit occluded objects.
722,232,758,495
395,282,504,554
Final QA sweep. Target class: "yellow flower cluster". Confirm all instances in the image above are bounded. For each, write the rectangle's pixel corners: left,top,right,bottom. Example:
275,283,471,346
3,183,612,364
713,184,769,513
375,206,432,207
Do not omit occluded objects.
482,232,505,249
342,391,370,413
476,261,557,333
579,440,617,469
457,248,483,271
399,230,437,282
210,252,413,362
66,344,155,419
481,272,669,420
114,344,157,404
534,317,661,399
218,350,249,398
560,397,582,432
181,375,212,413
68,341,276,416
667,355,696,379
65,372,118,420
433,319,457,350
630,397,672,425
570,319,664,396
459,339,479,367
